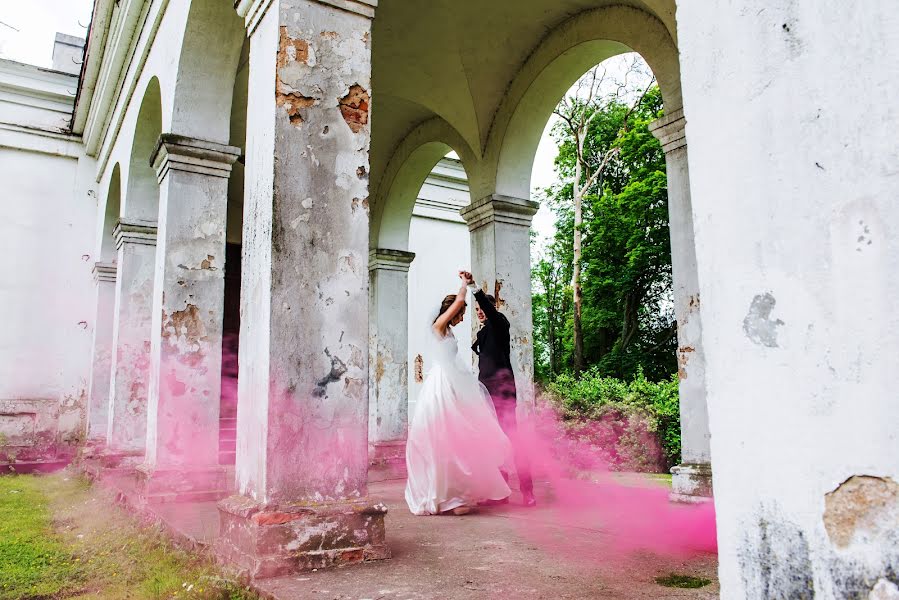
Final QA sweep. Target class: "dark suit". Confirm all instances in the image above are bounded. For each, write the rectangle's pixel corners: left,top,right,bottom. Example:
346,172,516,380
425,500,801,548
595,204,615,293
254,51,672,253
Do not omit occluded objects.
471,289,533,496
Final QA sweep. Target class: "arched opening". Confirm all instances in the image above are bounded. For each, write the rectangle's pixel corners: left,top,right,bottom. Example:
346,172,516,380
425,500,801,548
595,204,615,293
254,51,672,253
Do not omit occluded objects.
219,36,250,466
123,77,162,222
368,135,473,478
106,77,163,452
490,9,710,500
86,164,123,441
100,165,121,261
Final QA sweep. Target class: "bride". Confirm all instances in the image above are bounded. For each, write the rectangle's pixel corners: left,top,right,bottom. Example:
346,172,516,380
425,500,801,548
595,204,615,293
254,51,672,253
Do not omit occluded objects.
405,273,512,515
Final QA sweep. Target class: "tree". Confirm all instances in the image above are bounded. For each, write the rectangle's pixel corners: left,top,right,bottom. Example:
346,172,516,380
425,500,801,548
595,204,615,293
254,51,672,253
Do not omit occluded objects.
552,57,656,375
533,55,675,382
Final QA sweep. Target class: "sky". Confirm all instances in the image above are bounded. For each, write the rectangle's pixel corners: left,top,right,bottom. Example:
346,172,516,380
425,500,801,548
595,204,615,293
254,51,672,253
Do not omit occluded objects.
0,2,649,250
0,1,92,67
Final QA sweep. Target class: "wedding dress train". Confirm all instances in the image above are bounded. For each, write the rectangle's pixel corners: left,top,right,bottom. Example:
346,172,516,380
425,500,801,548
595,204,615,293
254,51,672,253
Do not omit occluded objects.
405,329,512,515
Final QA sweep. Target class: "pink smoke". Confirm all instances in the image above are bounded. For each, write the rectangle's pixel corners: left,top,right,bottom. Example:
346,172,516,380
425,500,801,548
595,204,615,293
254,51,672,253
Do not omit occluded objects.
501,402,717,563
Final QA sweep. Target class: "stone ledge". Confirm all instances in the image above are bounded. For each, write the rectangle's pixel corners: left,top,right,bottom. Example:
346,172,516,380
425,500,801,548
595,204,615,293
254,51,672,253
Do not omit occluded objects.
114,219,157,249
670,462,713,503
216,495,390,579
151,133,241,183
369,248,415,272
134,464,231,505
460,194,539,232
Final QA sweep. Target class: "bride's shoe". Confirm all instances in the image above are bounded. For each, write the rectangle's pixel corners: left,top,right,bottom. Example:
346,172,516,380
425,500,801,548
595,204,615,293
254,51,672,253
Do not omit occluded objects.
451,505,472,516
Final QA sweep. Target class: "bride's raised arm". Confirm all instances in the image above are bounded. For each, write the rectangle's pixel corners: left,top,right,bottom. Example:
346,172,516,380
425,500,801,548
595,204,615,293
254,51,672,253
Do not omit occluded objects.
432,276,468,336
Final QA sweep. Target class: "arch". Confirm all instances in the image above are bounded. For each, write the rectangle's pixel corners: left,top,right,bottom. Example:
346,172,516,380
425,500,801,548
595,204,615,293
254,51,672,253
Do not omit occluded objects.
371,117,477,250
122,77,162,222
99,163,122,261
486,6,681,199
169,0,245,144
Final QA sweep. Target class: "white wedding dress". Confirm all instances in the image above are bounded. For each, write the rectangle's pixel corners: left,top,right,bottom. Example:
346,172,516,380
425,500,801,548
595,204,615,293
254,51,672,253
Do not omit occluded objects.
405,328,512,515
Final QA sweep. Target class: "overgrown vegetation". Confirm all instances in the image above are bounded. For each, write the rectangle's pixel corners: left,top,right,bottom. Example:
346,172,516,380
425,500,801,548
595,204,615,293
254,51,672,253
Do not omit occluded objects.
0,473,256,600
542,369,680,471
531,56,681,473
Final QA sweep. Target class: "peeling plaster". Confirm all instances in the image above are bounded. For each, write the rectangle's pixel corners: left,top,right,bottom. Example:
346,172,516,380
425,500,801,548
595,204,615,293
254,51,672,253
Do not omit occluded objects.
824,475,899,549
743,293,784,347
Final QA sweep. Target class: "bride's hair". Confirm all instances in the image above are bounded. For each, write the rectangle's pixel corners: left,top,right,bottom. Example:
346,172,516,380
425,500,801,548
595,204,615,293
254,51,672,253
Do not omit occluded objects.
434,294,465,324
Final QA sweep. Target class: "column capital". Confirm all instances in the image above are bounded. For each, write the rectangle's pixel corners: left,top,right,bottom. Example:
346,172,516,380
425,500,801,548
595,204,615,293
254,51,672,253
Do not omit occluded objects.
114,219,157,250
92,261,117,283
235,0,377,33
369,248,415,273
151,134,241,183
460,194,539,232
648,108,686,154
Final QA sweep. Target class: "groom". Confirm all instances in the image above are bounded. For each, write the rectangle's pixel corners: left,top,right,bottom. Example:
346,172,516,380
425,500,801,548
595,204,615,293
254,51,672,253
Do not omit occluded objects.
461,271,536,507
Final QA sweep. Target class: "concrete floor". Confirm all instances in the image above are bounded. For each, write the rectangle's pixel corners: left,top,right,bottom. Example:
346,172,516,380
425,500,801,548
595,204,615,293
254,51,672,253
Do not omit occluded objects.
252,480,719,600
126,475,718,599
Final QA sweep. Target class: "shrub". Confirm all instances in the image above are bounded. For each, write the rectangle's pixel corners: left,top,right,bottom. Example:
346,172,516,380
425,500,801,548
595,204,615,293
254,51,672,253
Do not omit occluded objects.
542,368,680,472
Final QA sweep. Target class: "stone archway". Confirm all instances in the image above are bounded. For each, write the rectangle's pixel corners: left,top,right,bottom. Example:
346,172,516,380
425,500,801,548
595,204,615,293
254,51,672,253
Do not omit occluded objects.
482,6,711,500
368,118,476,476
86,164,121,442
106,78,162,455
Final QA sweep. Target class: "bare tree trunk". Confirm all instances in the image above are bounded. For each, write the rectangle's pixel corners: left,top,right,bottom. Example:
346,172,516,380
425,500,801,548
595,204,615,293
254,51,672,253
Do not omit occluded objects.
572,132,585,376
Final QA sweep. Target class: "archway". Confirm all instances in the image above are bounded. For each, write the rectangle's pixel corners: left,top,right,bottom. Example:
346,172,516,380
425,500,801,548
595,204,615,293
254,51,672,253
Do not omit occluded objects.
86,164,122,441
368,123,475,478
106,78,163,453
486,6,710,501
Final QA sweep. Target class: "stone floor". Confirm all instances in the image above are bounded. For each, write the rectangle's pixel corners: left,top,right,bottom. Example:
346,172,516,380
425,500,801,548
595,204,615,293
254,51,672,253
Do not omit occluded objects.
144,479,719,600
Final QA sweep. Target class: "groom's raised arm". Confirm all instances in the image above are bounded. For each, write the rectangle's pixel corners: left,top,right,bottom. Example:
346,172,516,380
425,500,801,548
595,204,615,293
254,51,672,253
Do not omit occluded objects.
462,271,509,331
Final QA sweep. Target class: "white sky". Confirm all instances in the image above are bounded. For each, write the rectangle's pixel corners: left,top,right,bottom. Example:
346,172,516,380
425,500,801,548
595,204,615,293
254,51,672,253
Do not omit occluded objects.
0,1,92,67
1,2,647,250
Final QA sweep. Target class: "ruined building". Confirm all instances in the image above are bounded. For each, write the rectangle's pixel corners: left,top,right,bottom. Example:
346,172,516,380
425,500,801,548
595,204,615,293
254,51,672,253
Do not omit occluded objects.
1,1,896,597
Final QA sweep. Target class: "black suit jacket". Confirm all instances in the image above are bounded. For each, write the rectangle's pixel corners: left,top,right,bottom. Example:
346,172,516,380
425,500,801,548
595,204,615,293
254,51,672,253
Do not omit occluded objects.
471,290,516,399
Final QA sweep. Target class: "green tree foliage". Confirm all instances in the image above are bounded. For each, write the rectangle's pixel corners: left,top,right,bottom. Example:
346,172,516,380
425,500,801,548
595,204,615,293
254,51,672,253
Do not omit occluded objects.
533,83,676,382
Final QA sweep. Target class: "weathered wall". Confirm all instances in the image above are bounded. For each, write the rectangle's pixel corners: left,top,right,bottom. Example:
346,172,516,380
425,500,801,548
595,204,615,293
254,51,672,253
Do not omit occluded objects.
0,137,95,460
677,1,899,596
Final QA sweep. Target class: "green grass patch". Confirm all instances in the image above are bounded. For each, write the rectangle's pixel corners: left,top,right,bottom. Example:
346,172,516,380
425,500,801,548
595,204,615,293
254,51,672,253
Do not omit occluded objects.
0,473,257,600
0,475,80,599
655,573,712,588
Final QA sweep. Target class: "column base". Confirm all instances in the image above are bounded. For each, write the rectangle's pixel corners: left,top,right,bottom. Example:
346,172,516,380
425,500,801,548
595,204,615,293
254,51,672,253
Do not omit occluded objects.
669,463,713,503
80,447,144,480
215,496,390,578
135,464,230,504
368,440,407,482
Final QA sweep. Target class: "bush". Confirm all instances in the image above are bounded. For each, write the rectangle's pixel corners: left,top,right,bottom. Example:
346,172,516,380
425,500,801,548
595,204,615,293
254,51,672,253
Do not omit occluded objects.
543,368,680,472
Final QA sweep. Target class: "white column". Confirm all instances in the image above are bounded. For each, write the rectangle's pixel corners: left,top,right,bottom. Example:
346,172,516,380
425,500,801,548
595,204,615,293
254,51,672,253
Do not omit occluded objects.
649,108,712,501
461,195,539,409
106,220,156,454
368,248,415,474
676,2,899,595
136,134,240,501
217,0,387,578
86,262,116,441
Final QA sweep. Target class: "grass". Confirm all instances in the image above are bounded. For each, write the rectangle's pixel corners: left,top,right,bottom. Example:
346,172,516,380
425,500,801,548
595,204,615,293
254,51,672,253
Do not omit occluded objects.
0,475,78,598
0,473,257,600
655,573,712,588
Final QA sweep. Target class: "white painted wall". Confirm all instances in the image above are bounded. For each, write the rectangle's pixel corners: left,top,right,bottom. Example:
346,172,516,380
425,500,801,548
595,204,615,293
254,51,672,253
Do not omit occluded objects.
407,158,472,418
0,58,77,132
677,1,899,596
0,54,96,455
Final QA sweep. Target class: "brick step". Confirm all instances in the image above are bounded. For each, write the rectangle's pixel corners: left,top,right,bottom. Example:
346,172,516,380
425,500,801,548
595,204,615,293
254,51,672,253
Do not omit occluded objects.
219,439,236,452
218,451,236,465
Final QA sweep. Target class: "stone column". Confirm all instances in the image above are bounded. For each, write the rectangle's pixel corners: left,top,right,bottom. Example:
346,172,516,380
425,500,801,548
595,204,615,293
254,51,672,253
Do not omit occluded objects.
106,219,157,455
217,0,387,577
86,261,117,441
649,108,712,501
135,134,240,502
460,195,539,410
368,248,415,480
